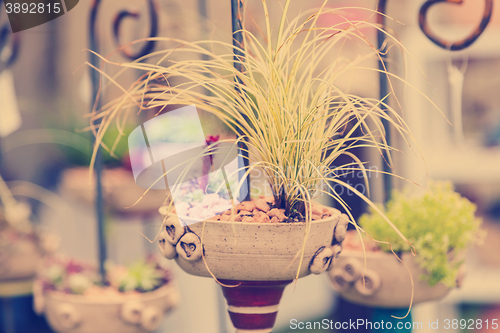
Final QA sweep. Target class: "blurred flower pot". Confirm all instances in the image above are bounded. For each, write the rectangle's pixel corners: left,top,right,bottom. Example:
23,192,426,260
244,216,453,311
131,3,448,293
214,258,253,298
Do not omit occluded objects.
59,167,165,216
0,228,56,296
158,206,345,332
35,282,178,333
0,233,41,282
328,249,463,308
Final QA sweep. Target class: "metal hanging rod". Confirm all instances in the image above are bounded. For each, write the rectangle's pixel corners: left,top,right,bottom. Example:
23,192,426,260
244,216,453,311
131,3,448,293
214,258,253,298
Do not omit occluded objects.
88,0,159,283
230,0,251,202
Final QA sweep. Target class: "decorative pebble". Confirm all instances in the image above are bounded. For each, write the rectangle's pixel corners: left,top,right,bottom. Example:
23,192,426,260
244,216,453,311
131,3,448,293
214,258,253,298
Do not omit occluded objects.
312,214,322,220
268,208,286,221
255,199,271,212
255,211,270,223
312,205,323,216
167,196,342,224
237,201,256,211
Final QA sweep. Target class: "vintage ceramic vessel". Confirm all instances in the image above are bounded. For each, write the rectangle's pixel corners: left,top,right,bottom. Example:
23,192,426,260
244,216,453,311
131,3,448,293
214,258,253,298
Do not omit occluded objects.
0,237,41,282
59,167,165,215
0,231,58,296
158,206,346,332
329,250,463,307
35,282,179,333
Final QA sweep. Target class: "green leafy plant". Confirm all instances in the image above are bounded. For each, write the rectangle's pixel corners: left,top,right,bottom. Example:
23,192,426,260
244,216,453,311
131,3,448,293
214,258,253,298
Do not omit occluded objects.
112,260,166,293
359,181,483,287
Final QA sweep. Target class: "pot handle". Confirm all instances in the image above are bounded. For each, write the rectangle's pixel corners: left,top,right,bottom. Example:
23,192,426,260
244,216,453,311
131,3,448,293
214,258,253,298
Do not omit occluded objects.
121,301,145,324
56,303,82,329
176,232,203,262
333,214,350,244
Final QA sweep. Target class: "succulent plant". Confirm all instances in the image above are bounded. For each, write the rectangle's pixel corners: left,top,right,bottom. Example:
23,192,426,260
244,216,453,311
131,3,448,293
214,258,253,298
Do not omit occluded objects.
359,181,483,287
37,255,171,295
117,261,164,293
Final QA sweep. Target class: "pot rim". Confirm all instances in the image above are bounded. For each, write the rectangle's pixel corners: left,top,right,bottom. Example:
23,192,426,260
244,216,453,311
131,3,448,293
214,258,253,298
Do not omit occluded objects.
168,206,341,227
44,282,175,304
340,249,411,259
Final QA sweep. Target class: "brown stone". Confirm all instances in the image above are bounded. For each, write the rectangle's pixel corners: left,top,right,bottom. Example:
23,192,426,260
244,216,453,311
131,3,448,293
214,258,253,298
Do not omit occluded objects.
312,214,322,220
255,199,271,212
255,212,270,223
312,205,323,216
237,201,256,212
239,210,253,216
242,216,254,223
268,208,286,221
270,216,279,223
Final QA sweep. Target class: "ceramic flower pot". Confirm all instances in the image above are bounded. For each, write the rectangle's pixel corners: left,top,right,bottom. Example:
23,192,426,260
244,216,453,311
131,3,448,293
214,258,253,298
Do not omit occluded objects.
34,282,179,333
158,206,346,332
0,230,57,296
59,167,165,215
0,236,41,281
328,250,464,308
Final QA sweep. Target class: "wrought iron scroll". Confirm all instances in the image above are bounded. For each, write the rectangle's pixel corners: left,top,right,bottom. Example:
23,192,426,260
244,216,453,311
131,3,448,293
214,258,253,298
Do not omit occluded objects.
419,0,494,50
112,0,159,60
89,0,158,283
0,0,20,72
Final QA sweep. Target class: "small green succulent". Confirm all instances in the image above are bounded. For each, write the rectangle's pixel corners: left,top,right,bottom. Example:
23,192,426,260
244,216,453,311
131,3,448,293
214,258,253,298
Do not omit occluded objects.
359,181,482,287
118,261,164,293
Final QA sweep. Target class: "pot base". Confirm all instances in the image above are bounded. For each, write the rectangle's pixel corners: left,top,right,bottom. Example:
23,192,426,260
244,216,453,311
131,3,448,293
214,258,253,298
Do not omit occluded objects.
219,280,292,332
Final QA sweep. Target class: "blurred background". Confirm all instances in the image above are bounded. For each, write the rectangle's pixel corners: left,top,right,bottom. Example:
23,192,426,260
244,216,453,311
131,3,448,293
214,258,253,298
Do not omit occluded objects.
1,0,500,332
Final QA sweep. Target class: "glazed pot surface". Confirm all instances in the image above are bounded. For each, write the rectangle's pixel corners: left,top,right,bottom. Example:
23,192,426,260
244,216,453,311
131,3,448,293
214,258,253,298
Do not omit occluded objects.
0,237,41,282
159,208,345,281
40,283,178,333
329,250,453,308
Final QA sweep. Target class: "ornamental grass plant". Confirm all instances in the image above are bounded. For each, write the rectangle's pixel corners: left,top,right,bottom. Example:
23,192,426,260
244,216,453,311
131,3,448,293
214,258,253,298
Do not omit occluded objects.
87,0,433,261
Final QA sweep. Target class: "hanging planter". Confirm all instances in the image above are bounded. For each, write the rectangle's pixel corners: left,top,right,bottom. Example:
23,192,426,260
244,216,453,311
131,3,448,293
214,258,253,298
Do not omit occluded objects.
330,181,482,308
329,248,457,308
59,167,165,216
0,226,42,280
159,201,345,332
87,0,429,331
0,176,58,296
34,256,179,333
